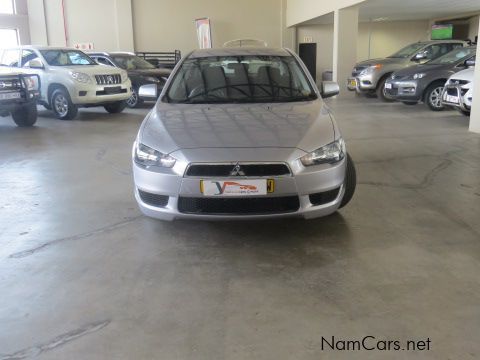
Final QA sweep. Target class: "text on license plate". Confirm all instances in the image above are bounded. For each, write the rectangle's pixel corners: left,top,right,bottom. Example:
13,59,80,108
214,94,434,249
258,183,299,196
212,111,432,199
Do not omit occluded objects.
0,92,21,100
200,179,274,196
348,79,356,87
446,95,459,104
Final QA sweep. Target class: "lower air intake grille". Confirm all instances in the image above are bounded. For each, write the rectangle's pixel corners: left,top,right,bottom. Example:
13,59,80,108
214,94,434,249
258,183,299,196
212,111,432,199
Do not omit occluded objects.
309,188,340,206
178,196,300,215
138,190,169,207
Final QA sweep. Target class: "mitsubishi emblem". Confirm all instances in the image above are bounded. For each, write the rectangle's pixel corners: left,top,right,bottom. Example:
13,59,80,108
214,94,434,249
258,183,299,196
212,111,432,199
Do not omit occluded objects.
230,163,245,176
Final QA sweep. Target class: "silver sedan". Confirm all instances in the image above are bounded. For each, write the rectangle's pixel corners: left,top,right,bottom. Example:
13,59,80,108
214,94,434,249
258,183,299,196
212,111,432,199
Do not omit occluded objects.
132,47,356,220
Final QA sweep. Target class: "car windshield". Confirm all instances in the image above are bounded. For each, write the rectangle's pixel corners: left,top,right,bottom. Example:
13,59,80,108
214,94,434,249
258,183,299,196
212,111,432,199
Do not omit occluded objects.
40,50,96,66
427,47,476,65
111,54,155,70
388,43,428,58
166,55,317,104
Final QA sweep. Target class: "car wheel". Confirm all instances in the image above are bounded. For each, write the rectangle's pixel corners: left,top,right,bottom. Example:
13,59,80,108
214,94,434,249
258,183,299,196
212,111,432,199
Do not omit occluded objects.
104,101,127,113
402,101,417,106
425,82,445,111
376,76,395,102
51,88,78,120
11,103,37,127
126,89,143,108
339,153,356,209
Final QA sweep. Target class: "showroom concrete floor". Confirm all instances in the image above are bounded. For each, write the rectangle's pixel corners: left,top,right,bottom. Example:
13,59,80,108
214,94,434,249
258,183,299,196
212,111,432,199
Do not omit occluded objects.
0,98,479,360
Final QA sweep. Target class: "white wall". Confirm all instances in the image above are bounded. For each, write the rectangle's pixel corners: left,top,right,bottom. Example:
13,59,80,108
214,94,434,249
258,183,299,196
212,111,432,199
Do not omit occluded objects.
287,0,365,27
0,0,30,45
132,0,282,55
468,15,479,41
297,20,430,77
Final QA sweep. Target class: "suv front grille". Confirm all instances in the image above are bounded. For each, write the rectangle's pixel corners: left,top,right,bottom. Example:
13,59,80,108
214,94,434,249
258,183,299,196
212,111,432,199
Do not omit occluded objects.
178,196,300,215
95,74,121,85
185,163,291,177
0,77,22,92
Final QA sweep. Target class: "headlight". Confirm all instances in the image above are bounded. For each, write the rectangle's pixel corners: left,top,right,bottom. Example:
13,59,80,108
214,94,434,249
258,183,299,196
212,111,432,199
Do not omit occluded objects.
413,73,426,80
23,75,39,91
134,142,176,168
144,76,160,83
300,138,345,166
120,71,129,83
70,71,91,83
360,64,383,76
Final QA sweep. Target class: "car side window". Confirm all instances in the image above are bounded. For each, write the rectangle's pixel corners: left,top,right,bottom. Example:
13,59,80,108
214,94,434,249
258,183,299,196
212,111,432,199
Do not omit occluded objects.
1,49,20,67
423,44,448,60
21,49,40,67
96,57,114,66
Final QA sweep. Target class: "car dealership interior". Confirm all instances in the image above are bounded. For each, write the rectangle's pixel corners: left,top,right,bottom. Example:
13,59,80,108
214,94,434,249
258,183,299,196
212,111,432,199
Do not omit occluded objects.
1,0,479,358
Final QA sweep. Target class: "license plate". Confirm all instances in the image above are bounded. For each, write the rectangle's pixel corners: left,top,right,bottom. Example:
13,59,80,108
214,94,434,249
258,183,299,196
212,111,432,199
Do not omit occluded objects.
104,86,121,94
200,179,274,196
384,83,392,89
0,92,21,100
348,79,356,88
446,95,459,104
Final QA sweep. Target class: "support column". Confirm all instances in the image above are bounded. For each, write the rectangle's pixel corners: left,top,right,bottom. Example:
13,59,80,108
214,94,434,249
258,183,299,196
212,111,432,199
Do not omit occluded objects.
333,6,359,95
114,0,134,51
469,20,480,133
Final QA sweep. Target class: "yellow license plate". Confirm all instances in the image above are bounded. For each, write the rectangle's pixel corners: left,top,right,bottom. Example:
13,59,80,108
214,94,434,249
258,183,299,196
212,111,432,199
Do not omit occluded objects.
348,79,356,87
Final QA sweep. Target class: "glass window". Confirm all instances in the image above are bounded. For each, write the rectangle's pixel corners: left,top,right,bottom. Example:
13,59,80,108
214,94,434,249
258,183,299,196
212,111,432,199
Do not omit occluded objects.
94,57,114,66
39,50,96,66
0,0,14,14
388,43,428,58
0,28,18,48
110,54,155,70
166,55,317,104
0,48,19,67
427,47,477,65
21,49,40,67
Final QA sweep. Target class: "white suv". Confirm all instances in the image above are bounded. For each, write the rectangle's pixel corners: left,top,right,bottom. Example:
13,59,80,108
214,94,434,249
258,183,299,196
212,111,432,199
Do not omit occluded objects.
0,46,132,120
442,64,475,116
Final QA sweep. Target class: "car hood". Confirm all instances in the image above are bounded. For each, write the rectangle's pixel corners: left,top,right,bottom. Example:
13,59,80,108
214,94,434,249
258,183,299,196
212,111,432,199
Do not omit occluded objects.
140,100,335,154
394,63,450,76
52,65,125,75
448,67,475,81
356,57,406,67
127,68,171,78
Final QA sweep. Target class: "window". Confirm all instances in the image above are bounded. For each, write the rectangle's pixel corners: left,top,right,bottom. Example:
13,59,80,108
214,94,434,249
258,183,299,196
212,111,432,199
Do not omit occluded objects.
94,56,115,66
166,55,317,104
0,0,14,14
0,28,18,48
0,48,20,67
21,49,41,67
39,50,96,66
110,54,155,70
428,47,477,65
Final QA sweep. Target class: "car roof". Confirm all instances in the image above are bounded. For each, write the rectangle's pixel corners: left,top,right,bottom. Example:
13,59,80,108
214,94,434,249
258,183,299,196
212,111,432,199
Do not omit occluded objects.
87,51,136,56
188,47,291,59
419,40,467,45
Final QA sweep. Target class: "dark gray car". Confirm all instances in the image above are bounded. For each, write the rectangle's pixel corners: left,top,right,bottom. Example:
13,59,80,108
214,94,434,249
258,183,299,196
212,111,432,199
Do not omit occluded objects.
384,46,476,110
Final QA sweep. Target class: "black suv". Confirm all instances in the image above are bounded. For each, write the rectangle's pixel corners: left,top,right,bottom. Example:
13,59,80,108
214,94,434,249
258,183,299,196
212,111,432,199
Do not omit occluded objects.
88,52,171,108
0,68,40,127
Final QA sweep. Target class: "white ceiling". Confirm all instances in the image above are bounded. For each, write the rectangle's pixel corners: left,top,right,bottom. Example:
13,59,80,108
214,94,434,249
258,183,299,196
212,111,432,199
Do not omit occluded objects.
301,0,480,25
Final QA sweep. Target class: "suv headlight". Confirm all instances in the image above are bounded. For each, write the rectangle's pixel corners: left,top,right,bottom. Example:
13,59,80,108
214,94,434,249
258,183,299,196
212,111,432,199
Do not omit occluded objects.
70,71,91,83
23,75,40,91
300,138,345,166
121,71,129,83
413,73,426,80
360,64,383,76
134,142,176,168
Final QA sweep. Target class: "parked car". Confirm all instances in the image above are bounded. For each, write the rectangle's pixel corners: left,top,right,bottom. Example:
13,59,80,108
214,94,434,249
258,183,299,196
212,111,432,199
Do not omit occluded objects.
384,46,476,110
89,52,171,108
442,66,475,116
0,46,132,120
348,40,466,101
132,46,356,221
0,67,40,126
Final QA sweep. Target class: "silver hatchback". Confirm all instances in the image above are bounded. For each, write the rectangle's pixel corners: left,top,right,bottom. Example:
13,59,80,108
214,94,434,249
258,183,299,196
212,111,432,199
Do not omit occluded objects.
132,47,356,220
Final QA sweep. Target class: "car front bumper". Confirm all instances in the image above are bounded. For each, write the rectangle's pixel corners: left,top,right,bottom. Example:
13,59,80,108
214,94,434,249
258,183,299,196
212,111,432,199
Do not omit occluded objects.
384,79,420,101
347,74,376,92
133,158,346,221
69,80,132,105
441,84,472,111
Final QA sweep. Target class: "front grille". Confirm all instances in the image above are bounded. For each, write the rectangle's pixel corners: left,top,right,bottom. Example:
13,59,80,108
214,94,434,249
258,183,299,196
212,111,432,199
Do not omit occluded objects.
0,77,22,92
138,190,169,207
94,74,121,85
309,188,340,206
352,66,367,77
185,163,291,177
178,196,300,215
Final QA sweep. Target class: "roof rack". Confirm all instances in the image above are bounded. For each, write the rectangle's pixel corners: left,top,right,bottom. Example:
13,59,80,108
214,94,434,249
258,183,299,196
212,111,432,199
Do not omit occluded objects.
223,39,268,48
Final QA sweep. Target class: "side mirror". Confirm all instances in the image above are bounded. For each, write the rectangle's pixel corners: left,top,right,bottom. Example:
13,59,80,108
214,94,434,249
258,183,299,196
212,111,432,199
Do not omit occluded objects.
319,81,339,98
465,58,476,67
138,83,158,99
413,51,427,61
26,59,44,69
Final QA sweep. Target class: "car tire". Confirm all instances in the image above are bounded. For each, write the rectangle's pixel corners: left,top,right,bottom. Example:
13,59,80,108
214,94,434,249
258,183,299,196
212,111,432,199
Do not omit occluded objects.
424,82,445,111
11,103,37,127
376,76,395,102
104,101,127,113
51,88,78,120
402,101,417,106
126,89,143,108
339,153,356,209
